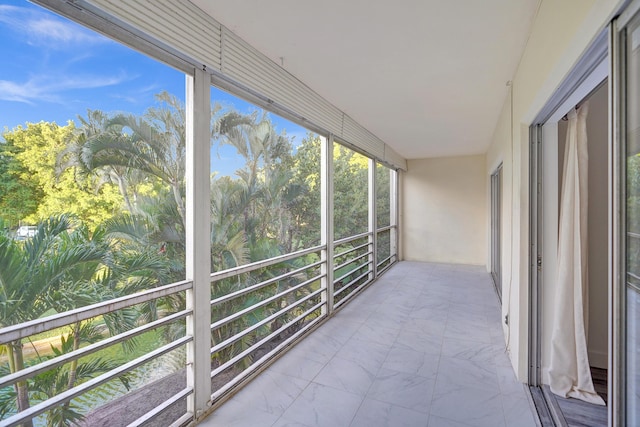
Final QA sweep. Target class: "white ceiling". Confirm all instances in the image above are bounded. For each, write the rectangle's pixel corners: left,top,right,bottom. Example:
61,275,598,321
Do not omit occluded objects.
191,0,540,159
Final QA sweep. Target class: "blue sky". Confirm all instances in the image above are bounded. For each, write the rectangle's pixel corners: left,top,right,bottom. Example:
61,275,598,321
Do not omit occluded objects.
0,0,310,177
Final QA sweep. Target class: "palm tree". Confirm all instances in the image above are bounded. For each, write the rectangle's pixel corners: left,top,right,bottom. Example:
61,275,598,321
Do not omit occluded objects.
0,215,107,426
65,93,256,227
59,110,148,215
210,175,249,272
0,215,174,425
217,113,298,249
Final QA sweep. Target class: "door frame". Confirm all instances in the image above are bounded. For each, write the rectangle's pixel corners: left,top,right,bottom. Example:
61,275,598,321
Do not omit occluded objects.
611,2,640,423
491,163,503,301
527,27,611,422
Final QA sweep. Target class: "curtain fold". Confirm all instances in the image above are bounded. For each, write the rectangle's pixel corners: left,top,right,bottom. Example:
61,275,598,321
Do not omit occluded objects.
548,102,605,406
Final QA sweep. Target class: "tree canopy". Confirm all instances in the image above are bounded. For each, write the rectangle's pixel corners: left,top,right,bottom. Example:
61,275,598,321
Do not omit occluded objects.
0,92,394,424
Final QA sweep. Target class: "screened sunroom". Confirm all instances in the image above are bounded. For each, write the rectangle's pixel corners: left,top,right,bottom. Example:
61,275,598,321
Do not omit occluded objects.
1,0,639,426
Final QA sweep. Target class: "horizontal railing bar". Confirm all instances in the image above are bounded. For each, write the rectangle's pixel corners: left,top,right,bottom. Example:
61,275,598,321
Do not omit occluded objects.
210,245,324,282
627,281,640,293
627,271,640,281
376,225,394,233
211,301,324,379
211,260,323,308
1,336,191,427
334,251,371,272
333,241,369,259
335,272,372,308
170,413,194,427
627,232,640,239
211,274,323,331
335,269,372,297
211,316,323,401
376,254,393,268
377,258,396,275
0,280,192,344
334,260,370,284
0,309,190,389
333,231,371,247
335,277,372,309
211,288,324,355
128,387,193,427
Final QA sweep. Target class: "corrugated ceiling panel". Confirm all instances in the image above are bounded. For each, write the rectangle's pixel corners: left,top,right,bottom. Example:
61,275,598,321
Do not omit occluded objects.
222,29,343,135
86,0,221,71
63,0,406,169
341,115,385,160
384,147,407,171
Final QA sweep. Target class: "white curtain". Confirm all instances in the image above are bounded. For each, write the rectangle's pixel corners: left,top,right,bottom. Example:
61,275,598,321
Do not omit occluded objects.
548,102,605,405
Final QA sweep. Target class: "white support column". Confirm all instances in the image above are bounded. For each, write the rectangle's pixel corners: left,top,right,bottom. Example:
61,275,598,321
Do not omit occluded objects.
369,159,377,280
390,169,398,262
321,135,334,315
185,69,212,418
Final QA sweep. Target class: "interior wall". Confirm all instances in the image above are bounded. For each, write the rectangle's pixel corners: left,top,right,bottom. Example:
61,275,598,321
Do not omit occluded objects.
554,83,609,370
484,0,621,380
402,155,487,265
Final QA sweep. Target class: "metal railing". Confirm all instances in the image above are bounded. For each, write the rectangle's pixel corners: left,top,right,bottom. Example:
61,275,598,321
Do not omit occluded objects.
627,232,640,293
333,233,374,307
208,245,326,403
376,226,396,273
0,280,193,427
0,232,398,426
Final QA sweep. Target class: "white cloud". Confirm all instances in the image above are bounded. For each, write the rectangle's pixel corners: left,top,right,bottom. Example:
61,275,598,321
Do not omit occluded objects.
0,4,107,48
0,73,130,105
109,83,160,104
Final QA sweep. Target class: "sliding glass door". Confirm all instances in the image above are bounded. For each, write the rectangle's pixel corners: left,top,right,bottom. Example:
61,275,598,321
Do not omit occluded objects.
624,15,640,425
615,4,640,424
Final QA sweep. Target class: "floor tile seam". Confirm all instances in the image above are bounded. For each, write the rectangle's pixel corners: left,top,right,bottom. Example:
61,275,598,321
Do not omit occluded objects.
425,414,478,427
431,378,505,400
364,384,435,415
327,344,389,389
443,318,494,332
499,390,531,403
441,331,495,344
271,378,362,427
318,353,381,386
440,351,504,369
306,377,368,397
389,326,445,354
353,317,401,336
377,346,441,380
435,355,502,393
349,396,431,427
498,391,524,427
345,390,372,427
367,337,394,379
417,351,443,416
270,356,326,383
230,371,311,411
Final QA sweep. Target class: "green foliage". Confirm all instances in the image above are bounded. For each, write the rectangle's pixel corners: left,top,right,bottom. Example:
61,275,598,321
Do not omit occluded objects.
0,89,395,425
0,324,131,426
0,136,43,227
333,145,369,239
1,122,123,229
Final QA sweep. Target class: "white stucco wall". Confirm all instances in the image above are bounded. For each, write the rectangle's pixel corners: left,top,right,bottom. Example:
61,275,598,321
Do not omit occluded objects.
402,155,487,265
485,0,622,380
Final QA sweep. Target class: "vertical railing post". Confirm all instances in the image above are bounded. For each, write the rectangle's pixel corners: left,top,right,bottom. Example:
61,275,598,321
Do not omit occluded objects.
390,169,398,263
185,68,212,419
369,159,377,280
321,135,335,315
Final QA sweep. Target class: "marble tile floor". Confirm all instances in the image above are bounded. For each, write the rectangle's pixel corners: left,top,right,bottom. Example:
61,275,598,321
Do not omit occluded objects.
199,261,538,427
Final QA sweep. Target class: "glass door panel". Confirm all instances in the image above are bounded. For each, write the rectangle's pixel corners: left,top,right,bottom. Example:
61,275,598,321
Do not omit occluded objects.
624,14,640,424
